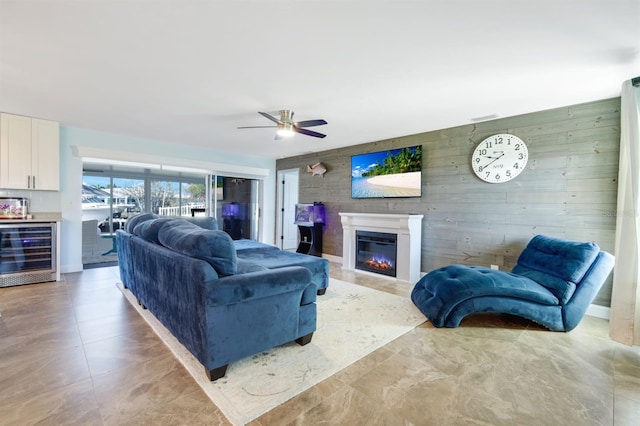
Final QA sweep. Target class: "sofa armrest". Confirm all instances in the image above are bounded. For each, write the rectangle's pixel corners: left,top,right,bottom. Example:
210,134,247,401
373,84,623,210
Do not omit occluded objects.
205,266,313,306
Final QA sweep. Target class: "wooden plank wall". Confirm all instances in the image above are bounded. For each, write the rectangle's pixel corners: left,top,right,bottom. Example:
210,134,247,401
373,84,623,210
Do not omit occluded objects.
276,98,620,306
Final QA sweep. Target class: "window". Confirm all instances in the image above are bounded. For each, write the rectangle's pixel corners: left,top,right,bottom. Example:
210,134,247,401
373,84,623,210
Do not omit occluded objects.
82,164,262,241
83,168,204,233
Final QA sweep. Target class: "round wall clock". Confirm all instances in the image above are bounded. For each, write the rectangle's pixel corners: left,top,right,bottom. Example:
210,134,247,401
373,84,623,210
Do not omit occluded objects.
471,133,528,183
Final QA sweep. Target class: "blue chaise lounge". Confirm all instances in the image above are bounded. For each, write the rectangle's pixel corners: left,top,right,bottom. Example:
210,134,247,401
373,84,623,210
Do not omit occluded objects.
411,235,615,332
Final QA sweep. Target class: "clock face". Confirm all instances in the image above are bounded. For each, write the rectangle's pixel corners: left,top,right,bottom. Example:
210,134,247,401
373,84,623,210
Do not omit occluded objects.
472,134,528,183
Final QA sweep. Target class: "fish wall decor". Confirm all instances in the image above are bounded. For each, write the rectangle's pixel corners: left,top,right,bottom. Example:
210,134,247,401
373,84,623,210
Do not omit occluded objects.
306,162,327,177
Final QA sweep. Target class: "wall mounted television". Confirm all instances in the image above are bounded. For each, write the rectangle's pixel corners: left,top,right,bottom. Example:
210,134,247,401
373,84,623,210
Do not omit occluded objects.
351,145,422,199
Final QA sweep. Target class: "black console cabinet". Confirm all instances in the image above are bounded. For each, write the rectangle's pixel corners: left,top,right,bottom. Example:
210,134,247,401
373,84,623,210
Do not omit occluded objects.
296,223,323,257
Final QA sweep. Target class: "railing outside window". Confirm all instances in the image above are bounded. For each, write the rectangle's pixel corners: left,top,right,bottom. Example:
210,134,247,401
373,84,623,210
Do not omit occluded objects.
158,203,206,217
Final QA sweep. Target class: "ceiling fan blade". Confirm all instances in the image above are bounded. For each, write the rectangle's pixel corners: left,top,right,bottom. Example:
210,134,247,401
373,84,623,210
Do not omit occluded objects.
294,127,326,138
237,125,277,129
294,119,327,127
258,111,281,124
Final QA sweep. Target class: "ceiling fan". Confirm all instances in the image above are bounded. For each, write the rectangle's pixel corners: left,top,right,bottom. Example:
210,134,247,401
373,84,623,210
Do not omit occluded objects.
238,110,327,139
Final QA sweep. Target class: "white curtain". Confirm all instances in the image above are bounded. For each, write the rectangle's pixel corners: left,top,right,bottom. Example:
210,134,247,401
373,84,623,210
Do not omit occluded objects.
610,78,640,346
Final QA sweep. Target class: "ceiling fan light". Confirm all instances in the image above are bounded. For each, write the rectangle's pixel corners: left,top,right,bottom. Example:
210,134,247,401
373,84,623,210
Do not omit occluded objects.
277,123,295,137
276,129,295,137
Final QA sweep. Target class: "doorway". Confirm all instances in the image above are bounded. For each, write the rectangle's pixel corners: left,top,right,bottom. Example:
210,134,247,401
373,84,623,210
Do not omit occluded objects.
213,175,261,241
276,168,299,250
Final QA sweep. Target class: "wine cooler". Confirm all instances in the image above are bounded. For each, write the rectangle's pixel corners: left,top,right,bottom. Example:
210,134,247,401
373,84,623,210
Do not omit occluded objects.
0,223,57,287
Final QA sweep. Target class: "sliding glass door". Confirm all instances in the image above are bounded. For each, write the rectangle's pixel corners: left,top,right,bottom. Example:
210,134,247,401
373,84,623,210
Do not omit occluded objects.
83,167,261,244
82,175,144,233
83,172,205,243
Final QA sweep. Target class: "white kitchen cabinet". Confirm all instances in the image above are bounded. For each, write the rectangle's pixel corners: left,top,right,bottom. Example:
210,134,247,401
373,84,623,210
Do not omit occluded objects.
0,113,60,190
30,118,60,190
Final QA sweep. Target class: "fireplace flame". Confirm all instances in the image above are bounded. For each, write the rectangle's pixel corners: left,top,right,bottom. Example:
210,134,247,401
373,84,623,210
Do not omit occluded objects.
365,257,394,271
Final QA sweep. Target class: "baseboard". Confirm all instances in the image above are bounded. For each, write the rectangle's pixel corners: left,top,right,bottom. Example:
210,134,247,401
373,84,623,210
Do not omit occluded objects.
61,263,83,274
322,253,342,263
586,304,610,320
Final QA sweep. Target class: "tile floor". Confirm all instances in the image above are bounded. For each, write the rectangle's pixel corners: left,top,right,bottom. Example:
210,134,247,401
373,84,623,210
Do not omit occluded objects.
0,262,638,425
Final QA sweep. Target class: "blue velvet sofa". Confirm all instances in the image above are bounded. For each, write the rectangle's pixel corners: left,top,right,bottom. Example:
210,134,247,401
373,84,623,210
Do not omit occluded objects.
411,235,615,332
117,214,330,296
115,214,320,381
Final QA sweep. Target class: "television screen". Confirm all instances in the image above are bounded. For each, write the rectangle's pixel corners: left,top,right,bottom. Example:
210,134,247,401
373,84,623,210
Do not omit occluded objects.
351,145,422,198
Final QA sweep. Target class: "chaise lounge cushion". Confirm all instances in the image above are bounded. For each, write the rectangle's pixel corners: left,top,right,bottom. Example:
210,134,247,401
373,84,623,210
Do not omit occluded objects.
511,235,600,304
414,265,560,327
158,221,237,276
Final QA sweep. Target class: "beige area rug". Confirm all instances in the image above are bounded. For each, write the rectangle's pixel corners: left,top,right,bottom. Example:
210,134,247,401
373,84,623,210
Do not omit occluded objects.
118,278,426,425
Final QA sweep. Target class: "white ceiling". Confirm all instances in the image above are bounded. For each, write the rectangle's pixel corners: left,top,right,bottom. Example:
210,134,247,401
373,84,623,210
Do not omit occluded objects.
1,1,638,160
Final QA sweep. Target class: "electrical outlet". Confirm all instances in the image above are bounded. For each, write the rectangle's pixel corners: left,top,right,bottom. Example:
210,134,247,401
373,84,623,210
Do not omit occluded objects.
490,264,499,270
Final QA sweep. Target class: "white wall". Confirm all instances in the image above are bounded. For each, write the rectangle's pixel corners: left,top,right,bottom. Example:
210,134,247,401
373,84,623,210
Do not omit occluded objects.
57,126,276,273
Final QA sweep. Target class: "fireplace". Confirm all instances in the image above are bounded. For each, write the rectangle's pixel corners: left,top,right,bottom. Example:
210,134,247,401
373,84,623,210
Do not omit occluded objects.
339,213,423,283
355,231,397,277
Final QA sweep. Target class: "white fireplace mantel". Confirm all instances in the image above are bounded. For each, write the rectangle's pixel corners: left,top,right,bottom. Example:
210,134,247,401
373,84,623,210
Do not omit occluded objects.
339,212,423,283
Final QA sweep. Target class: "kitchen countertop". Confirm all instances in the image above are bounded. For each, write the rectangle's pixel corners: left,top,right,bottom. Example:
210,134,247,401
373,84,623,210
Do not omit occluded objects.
0,212,62,223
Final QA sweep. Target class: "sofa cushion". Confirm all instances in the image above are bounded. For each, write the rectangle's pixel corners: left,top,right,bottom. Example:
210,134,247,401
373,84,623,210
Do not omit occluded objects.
182,216,218,230
132,217,176,243
236,258,268,274
236,248,330,290
234,239,280,252
158,222,237,276
125,213,159,233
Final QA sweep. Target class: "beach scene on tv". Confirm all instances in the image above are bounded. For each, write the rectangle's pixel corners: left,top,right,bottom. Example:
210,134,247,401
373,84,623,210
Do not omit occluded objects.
351,146,422,198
